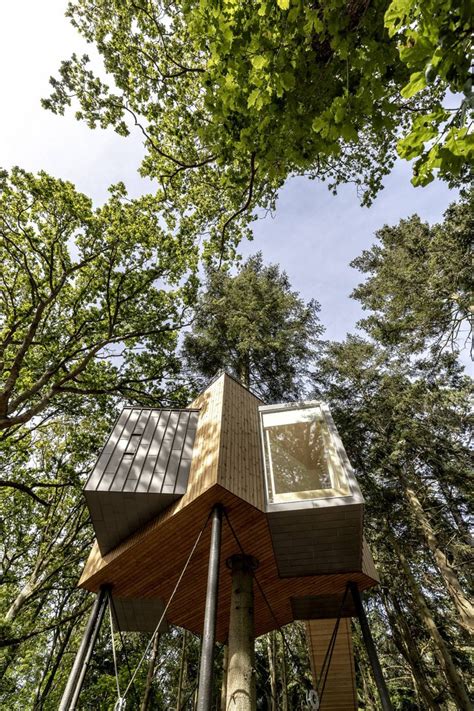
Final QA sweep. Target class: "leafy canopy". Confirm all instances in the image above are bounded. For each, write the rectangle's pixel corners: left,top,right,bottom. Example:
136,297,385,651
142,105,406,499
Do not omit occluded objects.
183,253,322,401
44,0,472,240
351,190,473,355
385,0,473,186
0,167,198,436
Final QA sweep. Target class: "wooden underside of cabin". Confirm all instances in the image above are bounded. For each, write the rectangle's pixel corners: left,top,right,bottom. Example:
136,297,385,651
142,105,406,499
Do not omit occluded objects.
80,483,378,642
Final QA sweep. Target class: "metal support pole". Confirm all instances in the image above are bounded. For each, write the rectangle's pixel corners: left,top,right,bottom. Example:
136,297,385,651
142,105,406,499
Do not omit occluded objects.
349,582,393,711
196,504,223,711
59,585,110,711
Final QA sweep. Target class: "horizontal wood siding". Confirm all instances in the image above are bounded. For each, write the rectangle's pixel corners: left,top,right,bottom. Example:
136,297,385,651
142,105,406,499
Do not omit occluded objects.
306,618,357,711
268,504,363,577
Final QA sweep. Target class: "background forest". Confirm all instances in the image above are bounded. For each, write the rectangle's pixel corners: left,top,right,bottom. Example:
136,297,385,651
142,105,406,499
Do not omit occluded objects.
0,0,472,709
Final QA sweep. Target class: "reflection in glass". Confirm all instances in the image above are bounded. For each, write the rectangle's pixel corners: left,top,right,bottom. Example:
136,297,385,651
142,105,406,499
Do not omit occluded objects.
261,405,349,502
266,421,331,493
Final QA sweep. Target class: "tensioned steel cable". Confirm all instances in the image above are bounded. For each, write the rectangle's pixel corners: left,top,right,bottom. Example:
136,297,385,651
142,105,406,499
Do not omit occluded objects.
222,509,309,683
108,591,141,707
121,510,212,700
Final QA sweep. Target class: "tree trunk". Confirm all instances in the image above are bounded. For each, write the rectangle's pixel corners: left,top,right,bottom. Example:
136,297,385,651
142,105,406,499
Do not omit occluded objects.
353,628,378,711
176,629,188,711
33,615,76,709
220,645,228,711
278,632,288,711
381,589,438,710
5,577,38,622
391,535,472,710
405,486,474,634
140,632,161,711
266,632,277,711
226,555,257,711
439,481,473,547
237,353,251,390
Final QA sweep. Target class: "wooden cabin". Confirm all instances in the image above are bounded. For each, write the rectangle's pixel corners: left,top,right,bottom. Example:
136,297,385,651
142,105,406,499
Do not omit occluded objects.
81,372,379,708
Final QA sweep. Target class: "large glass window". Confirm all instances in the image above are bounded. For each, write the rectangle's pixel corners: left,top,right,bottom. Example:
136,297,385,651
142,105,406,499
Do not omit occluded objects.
260,405,350,503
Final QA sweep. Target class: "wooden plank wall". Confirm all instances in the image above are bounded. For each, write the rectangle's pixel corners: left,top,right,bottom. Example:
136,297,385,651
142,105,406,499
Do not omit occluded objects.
362,538,380,582
181,373,224,502
306,618,357,711
217,374,265,511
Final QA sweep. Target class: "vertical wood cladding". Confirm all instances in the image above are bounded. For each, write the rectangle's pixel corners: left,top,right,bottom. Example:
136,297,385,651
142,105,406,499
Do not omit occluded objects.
306,618,357,711
178,371,265,511
217,374,265,511
185,372,225,501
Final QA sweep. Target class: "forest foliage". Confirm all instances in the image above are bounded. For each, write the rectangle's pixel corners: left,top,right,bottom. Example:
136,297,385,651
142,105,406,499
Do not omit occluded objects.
1,185,472,708
0,0,472,708
43,0,473,261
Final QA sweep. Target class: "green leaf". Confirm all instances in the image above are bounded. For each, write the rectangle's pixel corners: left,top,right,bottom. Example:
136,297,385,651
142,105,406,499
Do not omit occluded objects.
281,71,295,90
340,123,358,141
288,6,300,23
276,0,290,10
384,0,413,37
401,70,427,98
311,117,325,133
247,88,260,108
251,55,268,70
334,106,345,124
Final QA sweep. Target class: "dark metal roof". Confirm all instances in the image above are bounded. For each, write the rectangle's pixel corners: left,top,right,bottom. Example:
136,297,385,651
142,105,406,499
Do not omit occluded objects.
84,407,199,554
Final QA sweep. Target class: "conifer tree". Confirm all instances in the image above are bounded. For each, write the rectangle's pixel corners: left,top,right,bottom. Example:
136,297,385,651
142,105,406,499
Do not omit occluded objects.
183,253,322,401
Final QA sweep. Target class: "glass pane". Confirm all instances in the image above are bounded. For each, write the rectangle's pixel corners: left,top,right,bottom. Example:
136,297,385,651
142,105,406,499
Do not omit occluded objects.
266,419,332,494
260,404,352,502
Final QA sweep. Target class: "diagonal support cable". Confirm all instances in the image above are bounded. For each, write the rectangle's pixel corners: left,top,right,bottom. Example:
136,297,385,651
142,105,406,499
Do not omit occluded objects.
222,508,309,683
120,510,212,701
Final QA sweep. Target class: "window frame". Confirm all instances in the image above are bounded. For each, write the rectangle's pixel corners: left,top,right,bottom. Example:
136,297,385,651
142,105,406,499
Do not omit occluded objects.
259,401,353,505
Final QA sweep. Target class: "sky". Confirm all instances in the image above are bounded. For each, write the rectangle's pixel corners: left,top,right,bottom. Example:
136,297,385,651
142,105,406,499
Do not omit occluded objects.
0,1,469,366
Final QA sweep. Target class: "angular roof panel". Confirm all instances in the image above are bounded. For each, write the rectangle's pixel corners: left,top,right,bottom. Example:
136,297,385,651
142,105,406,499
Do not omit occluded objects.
85,407,199,554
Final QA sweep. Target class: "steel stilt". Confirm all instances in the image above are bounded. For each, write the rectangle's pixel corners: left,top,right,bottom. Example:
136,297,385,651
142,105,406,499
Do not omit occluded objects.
59,584,109,711
349,582,393,711
196,504,223,711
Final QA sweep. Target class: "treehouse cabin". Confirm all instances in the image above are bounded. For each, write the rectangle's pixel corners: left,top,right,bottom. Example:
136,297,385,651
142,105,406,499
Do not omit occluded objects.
260,401,364,578
81,372,379,709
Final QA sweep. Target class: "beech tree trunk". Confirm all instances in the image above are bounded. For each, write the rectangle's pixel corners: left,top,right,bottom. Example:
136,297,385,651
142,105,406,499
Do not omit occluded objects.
33,616,76,710
405,486,474,634
140,632,161,711
353,630,378,711
381,590,438,710
176,629,188,711
220,645,228,711
391,535,472,711
279,632,288,711
266,632,277,711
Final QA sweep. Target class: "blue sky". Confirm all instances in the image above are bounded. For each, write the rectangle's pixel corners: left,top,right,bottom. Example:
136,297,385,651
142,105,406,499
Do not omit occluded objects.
1,1,469,364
